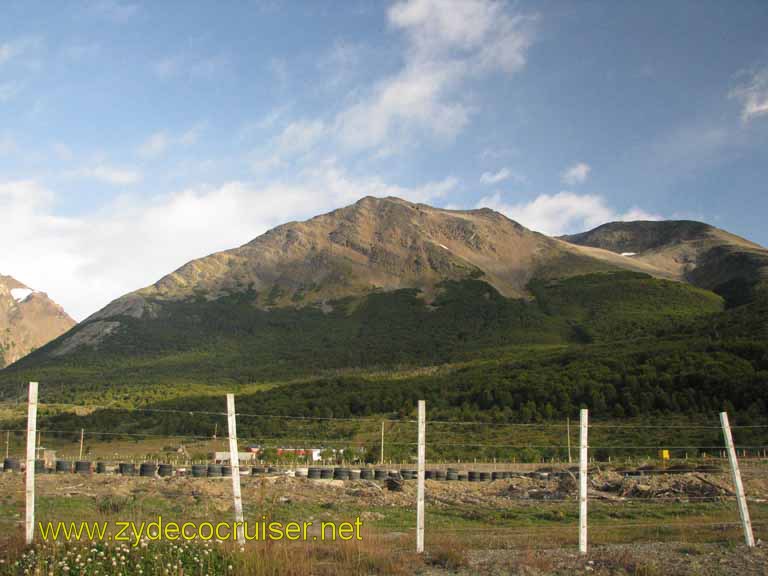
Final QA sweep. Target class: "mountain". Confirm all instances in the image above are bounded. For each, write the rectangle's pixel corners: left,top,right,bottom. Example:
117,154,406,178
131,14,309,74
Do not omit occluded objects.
560,221,768,307
0,196,766,429
90,196,667,316
0,275,76,368
22,197,685,363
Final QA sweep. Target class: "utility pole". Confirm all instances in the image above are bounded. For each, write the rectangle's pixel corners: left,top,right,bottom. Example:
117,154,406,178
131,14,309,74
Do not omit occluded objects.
380,421,385,465
79,429,84,460
567,416,572,464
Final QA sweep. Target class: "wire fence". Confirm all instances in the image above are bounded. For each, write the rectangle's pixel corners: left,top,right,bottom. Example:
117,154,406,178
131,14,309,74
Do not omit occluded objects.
1,390,767,556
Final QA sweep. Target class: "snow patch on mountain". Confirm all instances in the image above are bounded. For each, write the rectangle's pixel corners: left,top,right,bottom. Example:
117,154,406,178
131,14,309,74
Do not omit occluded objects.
10,288,34,302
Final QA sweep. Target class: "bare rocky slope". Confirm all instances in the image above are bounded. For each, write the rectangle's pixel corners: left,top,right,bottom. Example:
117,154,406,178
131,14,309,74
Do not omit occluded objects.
3,196,767,414
88,196,664,319
38,196,685,357
39,197,768,359
561,220,768,305
0,275,75,367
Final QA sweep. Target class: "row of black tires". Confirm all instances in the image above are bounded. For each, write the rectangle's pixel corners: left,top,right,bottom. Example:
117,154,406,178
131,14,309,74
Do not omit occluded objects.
1,458,545,482
4,457,722,478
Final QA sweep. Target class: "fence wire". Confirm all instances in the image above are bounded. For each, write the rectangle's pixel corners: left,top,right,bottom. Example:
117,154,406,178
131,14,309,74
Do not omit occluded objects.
2,396,767,556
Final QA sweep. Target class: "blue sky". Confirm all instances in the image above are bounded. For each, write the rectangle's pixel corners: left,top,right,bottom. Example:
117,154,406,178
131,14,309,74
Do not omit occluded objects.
1,0,767,320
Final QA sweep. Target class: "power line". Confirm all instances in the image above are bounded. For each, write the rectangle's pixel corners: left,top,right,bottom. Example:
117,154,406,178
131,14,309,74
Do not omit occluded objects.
9,402,768,430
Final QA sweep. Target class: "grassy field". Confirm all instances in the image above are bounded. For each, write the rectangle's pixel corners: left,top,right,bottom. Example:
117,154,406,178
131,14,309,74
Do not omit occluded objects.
1,465,767,575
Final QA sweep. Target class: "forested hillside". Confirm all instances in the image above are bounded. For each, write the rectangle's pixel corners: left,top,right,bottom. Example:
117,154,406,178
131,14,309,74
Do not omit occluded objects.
0,272,725,405
1,197,766,446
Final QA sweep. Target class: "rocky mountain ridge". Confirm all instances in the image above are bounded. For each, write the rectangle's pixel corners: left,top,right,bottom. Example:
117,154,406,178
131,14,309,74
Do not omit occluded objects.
0,275,75,367
88,196,668,321
561,220,768,305
8,196,768,362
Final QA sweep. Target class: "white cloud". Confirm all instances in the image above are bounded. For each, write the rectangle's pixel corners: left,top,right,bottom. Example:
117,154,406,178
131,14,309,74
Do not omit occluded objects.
138,125,202,158
388,0,533,73
729,68,768,123
334,0,534,153
479,167,524,185
336,61,472,151
65,164,142,185
478,191,661,236
0,169,457,320
560,162,591,185
620,207,662,222
240,2,533,161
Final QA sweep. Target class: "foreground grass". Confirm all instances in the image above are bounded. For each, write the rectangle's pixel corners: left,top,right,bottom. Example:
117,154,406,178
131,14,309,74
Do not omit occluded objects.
0,535,425,576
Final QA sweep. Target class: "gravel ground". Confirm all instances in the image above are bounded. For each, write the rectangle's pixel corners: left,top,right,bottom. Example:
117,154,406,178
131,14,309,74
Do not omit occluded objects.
463,542,768,575
2,471,767,575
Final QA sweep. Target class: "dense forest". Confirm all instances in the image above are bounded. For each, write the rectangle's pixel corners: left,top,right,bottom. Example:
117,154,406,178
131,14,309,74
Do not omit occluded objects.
1,271,765,460
0,272,727,403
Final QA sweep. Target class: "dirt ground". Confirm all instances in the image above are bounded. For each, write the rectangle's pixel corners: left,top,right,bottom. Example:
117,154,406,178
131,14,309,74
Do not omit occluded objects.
464,542,768,575
1,467,767,575
5,466,758,510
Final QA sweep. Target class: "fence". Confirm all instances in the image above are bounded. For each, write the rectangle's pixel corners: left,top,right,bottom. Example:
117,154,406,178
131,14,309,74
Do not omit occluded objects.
1,381,766,556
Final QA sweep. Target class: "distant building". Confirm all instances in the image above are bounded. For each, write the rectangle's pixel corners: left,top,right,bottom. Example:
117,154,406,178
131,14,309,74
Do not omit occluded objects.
277,448,322,461
247,445,324,462
211,451,257,464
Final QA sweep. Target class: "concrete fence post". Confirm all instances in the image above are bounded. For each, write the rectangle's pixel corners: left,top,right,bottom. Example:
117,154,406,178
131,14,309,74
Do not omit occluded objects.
25,382,38,546
720,412,754,547
417,400,425,554
227,394,245,545
579,408,589,555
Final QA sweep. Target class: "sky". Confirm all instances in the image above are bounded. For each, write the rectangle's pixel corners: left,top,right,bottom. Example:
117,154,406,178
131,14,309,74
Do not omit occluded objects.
1,0,767,321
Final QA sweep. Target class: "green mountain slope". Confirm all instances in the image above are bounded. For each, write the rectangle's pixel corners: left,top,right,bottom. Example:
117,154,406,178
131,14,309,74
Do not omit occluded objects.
20,291,768,462
0,197,765,440
561,220,768,307
0,272,724,405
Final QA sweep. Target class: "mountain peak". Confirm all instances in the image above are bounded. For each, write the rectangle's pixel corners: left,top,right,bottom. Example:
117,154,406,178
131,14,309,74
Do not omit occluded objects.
31,196,768,360
561,219,768,304
85,197,669,330
146,194,549,305
0,274,76,367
